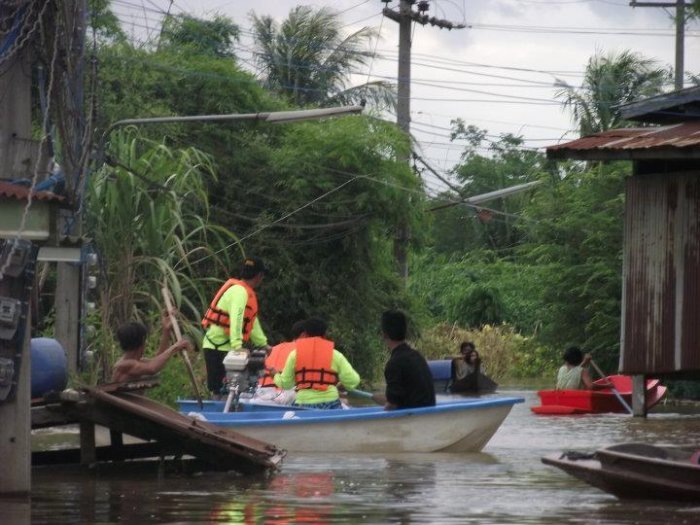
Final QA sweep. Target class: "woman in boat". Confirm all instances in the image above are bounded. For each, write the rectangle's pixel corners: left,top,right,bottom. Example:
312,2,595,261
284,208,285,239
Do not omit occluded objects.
449,342,497,393
556,346,599,390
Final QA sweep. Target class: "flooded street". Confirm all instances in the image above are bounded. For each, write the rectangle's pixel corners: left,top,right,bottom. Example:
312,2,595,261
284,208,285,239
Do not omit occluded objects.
12,389,700,524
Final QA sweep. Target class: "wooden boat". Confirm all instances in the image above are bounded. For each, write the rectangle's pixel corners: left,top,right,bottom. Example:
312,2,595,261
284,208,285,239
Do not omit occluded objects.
180,396,524,453
531,375,667,415
542,443,700,502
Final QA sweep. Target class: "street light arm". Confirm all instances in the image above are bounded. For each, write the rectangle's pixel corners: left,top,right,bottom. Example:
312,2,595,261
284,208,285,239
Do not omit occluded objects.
96,105,364,165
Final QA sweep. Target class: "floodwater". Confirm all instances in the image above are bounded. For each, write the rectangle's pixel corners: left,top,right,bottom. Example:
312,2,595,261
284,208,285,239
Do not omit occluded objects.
9,389,700,524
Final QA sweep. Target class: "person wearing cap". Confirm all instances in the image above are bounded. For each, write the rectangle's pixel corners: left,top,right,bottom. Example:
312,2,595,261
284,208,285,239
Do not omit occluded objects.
273,317,361,409
201,257,270,398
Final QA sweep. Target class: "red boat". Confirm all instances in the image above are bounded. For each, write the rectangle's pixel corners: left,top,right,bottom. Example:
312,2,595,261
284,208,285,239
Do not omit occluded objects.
531,375,667,415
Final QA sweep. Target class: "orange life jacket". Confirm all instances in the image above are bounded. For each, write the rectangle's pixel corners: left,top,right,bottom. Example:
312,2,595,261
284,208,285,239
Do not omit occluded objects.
294,337,338,391
201,278,258,340
259,341,295,388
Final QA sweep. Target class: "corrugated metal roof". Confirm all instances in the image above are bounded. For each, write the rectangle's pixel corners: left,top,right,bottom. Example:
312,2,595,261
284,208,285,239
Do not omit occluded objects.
547,122,700,160
619,86,700,125
0,180,65,202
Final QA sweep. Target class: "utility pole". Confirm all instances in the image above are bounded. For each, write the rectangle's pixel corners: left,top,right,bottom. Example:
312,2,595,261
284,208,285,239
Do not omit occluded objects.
630,1,693,90
383,0,465,279
0,33,33,496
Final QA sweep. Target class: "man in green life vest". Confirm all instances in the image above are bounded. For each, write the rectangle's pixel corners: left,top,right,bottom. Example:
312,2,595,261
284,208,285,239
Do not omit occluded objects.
273,317,360,409
201,257,270,398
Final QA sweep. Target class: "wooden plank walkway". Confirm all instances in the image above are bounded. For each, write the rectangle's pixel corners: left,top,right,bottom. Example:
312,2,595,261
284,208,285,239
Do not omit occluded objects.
32,382,285,474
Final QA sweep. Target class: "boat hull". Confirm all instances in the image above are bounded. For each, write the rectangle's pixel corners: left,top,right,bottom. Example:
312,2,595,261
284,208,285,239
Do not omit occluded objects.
532,375,667,415
542,443,700,502
182,397,523,453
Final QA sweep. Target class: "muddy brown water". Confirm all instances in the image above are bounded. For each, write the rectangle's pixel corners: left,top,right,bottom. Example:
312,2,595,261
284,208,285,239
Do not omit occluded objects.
7,389,700,524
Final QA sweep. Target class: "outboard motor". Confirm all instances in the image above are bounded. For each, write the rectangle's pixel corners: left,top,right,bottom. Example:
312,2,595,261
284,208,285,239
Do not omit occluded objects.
222,348,267,412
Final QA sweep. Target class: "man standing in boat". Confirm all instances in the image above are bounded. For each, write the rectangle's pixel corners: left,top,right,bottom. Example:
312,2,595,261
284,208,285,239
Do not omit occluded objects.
377,310,435,410
273,317,361,409
201,257,270,399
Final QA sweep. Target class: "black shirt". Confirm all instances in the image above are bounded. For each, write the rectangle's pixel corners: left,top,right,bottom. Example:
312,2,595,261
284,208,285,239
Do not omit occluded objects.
384,342,436,409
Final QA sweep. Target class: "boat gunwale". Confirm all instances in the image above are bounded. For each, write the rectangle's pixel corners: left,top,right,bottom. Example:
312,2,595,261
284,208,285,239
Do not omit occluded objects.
188,396,524,426
596,445,700,472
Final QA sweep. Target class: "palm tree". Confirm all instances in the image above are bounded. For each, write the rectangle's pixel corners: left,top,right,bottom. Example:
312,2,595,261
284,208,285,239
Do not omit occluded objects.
556,50,669,135
251,6,395,110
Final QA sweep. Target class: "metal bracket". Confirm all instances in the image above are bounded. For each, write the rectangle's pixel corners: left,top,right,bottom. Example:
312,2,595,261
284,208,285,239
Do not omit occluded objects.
0,297,21,341
0,239,33,278
0,357,15,401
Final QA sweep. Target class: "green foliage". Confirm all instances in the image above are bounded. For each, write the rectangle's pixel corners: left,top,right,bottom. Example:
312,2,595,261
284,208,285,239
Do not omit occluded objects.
219,116,425,380
251,6,395,109
93,35,280,140
429,124,549,255
415,322,551,381
666,378,700,401
86,130,238,380
519,162,627,357
159,14,239,58
87,0,126,43
555,50,669,135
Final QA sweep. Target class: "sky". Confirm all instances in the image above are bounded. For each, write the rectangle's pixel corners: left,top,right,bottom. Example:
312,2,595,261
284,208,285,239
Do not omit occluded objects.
112,0,700,195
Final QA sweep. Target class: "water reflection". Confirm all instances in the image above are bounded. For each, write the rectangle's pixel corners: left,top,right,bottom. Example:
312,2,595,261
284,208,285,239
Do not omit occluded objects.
19,389,700,525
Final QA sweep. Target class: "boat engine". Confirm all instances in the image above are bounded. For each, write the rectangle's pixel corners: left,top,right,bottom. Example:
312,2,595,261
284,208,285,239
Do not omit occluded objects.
222,348,267,412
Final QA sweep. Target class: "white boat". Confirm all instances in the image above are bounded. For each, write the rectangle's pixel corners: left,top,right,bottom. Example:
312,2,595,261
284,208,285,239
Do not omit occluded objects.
180,396,524,453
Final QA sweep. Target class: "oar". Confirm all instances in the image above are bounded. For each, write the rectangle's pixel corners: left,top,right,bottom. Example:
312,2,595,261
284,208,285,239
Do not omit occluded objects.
590,359,633,415
161,283,203,409
348,389,385,405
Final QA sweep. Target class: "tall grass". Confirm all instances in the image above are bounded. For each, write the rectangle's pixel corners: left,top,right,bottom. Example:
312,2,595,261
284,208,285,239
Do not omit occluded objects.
85,130,239,386
416,322,554,381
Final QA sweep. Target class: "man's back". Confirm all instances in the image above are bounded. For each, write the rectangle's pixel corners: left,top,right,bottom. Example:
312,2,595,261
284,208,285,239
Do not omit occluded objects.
384,343,436,409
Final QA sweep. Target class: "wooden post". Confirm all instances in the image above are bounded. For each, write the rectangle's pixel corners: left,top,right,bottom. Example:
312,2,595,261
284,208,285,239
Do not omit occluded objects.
0,313,32,494
79,420,96,465
54,262,81,373
0,29,32,495
631,375,647,417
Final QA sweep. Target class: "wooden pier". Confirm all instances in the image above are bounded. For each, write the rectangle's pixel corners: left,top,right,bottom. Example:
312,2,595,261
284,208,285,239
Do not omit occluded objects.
31,380,285,474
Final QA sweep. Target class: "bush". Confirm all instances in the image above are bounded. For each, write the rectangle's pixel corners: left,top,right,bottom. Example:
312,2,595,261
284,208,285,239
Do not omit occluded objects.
415,322,540,381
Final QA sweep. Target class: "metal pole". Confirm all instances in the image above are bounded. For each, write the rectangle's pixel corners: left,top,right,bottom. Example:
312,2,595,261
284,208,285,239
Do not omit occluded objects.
675,0,685,90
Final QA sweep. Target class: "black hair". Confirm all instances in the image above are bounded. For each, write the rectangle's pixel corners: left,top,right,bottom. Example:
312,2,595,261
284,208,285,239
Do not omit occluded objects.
381,309,407,341
240,256,265,280
116,322,148,352
563,346,584,366
303,317,327,337
460,341,476,353
290,320,306,340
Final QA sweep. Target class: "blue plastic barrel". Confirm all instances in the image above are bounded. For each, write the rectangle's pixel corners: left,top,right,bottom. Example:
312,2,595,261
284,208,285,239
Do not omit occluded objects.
31,338,68,398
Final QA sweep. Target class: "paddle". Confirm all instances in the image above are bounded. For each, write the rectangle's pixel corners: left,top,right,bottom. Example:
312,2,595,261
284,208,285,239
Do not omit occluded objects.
348,389,385,405
161,283,203,409
589,359,633,415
